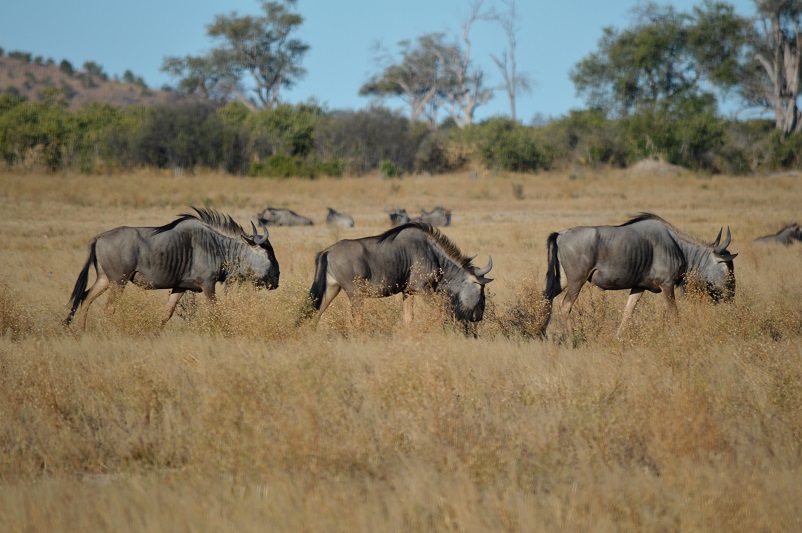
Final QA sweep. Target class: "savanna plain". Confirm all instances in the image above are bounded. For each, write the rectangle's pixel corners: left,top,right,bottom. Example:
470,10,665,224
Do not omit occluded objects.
1,167,801,532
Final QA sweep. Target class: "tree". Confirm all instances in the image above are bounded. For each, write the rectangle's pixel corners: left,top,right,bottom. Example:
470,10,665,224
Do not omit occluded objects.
162,0,308,109
570,1,747,117
490,0,532,122
441,0,494,127
744,0,802,135
360,34,450,127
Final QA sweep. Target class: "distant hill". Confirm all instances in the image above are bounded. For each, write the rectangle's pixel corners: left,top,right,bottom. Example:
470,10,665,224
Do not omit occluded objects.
0,56,190,109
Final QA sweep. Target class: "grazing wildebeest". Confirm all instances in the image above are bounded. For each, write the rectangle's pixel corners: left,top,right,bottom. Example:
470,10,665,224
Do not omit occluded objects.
542,213,737,337
64,207,280,330
386,208,410,227
326,207,355,228
754,223,802,245
308,222,493,331
413,206,452,227
258,207,314,226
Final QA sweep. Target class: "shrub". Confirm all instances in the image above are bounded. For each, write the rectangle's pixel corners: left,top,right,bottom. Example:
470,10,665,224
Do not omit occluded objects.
476,118,550,172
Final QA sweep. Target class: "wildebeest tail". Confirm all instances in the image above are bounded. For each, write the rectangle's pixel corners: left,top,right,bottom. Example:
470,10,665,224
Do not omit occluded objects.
308,251,329,311
544,232,562,301
64,239,97,325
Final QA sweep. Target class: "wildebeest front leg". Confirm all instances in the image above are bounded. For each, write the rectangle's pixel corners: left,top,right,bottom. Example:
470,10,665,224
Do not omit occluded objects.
403,293,414,325
617,288,644,336
162,289,186,325
661,284,678,319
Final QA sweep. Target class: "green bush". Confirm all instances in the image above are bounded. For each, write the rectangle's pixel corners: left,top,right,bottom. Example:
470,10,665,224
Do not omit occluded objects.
476,118,550,172
247,154,342,179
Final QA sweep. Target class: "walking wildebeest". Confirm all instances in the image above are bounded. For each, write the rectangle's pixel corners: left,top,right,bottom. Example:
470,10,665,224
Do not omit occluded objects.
542,213,737,337
308,222,493,331
754,223,802,245
326,207,355,228
413,206,452,227
386,208,410,227
259,207,314,226
64,207,280,330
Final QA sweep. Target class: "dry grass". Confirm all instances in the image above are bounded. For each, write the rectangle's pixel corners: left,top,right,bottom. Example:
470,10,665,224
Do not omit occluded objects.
1,170,802,532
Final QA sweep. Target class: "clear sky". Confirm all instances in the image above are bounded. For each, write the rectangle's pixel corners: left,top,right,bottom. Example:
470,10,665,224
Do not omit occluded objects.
1,0,758,123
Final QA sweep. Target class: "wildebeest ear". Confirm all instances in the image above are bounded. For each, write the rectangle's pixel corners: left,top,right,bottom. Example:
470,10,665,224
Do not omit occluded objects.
478,276,493,284
717,253,738,262
241,234,256,246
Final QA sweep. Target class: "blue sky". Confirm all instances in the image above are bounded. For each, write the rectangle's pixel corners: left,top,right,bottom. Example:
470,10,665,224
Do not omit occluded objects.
2,0,758,123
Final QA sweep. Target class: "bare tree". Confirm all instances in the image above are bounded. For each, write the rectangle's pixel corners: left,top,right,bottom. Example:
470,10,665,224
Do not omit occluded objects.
360,34,448,127
441,0,494,127
490,0,533,122
747,0,802,135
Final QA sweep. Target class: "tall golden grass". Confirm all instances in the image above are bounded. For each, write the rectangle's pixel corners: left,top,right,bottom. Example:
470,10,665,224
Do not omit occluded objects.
1,169,801,531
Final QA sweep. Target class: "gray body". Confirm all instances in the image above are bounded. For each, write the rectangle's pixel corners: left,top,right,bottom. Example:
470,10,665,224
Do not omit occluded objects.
413,206,452,227
259,207,314,226
754,223,802,245
326,207,355,228
542,213,737,337
308,223,492,329
64,208,280,330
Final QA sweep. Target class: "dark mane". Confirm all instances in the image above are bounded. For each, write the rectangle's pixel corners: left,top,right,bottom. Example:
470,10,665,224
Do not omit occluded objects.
154,207,245,238
377,222,473,268
618,212,706,245
618,212,668,227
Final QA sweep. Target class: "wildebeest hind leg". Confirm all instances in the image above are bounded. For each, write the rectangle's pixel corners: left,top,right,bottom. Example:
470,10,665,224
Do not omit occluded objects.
617,289,644,336
560,281,584,338
103,282,126,318
76,274,111,331
162,289,186,325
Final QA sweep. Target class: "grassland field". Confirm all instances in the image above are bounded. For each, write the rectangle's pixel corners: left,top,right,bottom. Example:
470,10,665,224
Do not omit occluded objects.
0,167,801,532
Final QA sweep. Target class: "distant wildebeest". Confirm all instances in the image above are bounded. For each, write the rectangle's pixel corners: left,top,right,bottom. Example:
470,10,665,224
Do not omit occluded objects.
308,222,493,331
413,206,452,227
754,222,802,245
326,207,354,228
386,208,410,227
64,207,280,331
259,207,314,226
542,213,737,337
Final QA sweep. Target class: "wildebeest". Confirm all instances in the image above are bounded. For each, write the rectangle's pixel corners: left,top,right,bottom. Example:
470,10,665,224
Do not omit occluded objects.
754,222,802,245
386,208,410,227
413,206,452,227
259,207,314,226
64,207,280,330
308,222,493,331
326,207,355,228
542,213,737,337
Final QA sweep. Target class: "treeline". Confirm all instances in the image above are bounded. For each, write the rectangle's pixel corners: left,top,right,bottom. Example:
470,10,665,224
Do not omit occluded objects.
2,92,802,176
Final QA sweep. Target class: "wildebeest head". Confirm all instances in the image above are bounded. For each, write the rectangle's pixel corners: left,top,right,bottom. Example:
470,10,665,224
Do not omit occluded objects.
236,221,280,289
386,208,410,227
445,256,493,322
698,227,737,302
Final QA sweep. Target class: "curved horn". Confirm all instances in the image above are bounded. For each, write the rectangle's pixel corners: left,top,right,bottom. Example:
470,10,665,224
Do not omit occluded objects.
712,227,723,247
250,221,269,245
474,255,493,277
714,227,731,254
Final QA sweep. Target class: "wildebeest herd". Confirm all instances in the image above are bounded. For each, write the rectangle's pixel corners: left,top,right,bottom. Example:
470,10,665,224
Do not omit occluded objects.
64,205,796,339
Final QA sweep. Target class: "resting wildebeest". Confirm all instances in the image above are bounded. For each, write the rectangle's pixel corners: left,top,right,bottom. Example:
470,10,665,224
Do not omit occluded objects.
64,207,280,330
386,208,410,227
259,207,314,226
754,223,802,245
326,207,354,228
413,206,452,227
542,213,737,337
308,222,493,331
